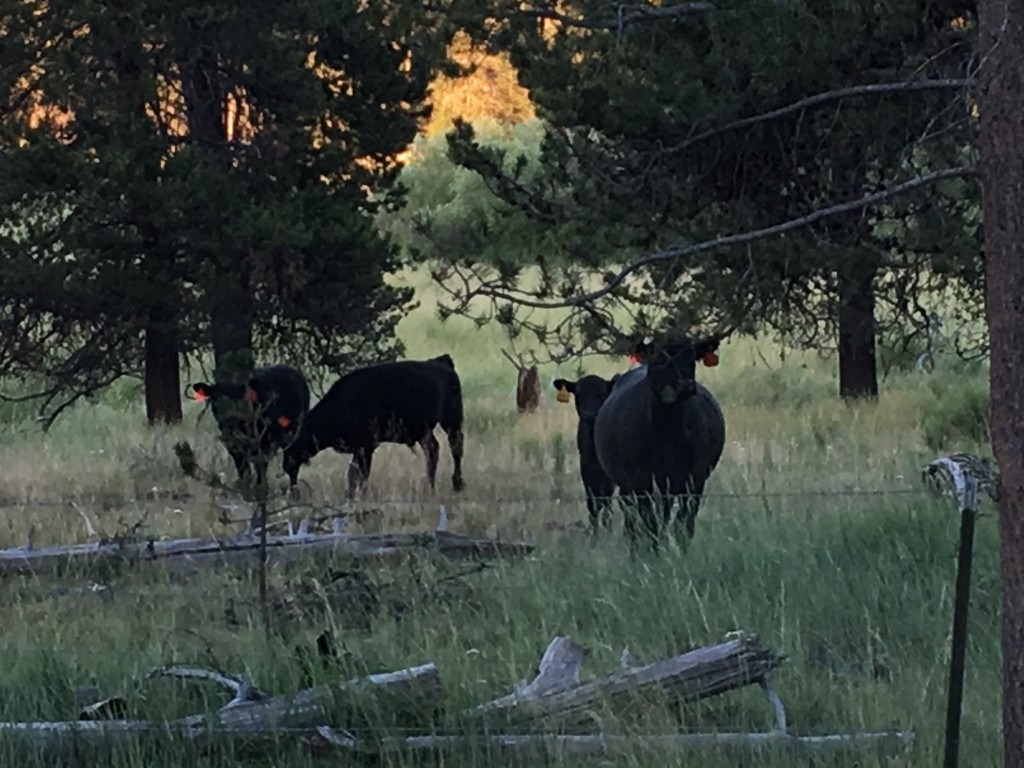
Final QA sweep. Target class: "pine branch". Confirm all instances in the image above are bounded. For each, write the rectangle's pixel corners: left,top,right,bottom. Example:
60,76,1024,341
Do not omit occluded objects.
671,79,974,151
521,2,715,30
461,165,977,310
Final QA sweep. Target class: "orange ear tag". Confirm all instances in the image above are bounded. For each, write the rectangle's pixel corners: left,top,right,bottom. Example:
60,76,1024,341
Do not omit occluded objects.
629,353,641,364
703,351,720,367
556,386,571,404
277,416,291,428
193,390,208,402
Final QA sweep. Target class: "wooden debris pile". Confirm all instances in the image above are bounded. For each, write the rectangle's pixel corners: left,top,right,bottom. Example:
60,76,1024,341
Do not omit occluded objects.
0,632,914,760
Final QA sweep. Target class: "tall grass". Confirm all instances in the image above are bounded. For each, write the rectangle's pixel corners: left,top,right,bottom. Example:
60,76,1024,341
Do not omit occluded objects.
0,271,999,766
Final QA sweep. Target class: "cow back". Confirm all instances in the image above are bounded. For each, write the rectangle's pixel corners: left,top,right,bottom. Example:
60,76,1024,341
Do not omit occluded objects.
307,361,449,446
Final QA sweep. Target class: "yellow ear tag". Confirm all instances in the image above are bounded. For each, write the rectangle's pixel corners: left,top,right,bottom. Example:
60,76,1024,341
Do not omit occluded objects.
556,386,571,404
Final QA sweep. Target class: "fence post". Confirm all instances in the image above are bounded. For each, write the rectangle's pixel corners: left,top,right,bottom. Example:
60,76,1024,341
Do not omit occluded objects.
924,456,981,768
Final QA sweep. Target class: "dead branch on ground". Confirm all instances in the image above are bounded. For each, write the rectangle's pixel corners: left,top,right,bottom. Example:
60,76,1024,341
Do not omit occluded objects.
0,528,535,577
0,633,914,760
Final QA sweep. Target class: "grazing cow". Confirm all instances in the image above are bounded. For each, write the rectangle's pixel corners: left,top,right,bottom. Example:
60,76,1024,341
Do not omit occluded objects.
593,337,725,550
553,375,618,533
282,356,465,499
191,364,311,490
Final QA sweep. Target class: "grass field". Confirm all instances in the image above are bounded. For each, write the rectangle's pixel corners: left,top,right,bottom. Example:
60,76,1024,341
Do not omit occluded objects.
0,270,1001,766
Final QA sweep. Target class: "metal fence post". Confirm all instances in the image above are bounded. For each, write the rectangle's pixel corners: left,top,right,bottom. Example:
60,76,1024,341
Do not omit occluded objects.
924,456,981,768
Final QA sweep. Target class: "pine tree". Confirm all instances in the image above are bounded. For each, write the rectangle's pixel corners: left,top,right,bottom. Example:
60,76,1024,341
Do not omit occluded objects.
0,0,462,424
441,1,981,395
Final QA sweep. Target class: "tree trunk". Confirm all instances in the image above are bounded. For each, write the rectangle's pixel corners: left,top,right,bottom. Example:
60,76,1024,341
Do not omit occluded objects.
837,263,878,400
144,312,182,424
178,37,255,385
211,268,254,384
978,3,1024,766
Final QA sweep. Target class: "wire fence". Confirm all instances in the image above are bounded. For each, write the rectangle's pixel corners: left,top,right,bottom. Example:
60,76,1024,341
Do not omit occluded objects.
4,441,996,518
0,484,961,511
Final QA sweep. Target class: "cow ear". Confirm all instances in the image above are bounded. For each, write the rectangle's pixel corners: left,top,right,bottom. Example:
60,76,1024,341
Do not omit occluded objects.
553,379,575,403
630,337,652,363
244,383,259,403
192,383,211,402
695,337,721,367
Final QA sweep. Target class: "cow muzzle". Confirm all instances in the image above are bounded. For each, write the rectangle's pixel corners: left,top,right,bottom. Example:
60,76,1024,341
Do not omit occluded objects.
658,382,695,404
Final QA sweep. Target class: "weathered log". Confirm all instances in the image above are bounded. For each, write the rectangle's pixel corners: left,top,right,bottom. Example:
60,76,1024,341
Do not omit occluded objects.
311,726,915,758
466,633,785,730
0,635,915,763
0,662,441,754
0,529,534,577
205,662,441,731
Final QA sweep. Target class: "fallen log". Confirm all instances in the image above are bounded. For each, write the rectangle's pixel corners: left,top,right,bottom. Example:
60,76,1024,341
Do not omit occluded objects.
204,662,441,731
311,726,915,758
0,634,915,762
465,633,785,730
0,661,441,754
0,529,534,577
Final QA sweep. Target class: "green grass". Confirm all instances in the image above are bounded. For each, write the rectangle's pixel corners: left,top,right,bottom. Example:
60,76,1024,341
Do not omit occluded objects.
0,269,1001,766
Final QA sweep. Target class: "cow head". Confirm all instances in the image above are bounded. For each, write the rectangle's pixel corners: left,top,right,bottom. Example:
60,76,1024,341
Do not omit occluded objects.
191,378,291,427
191,380,255,404
553,375,614,420
633,336,720,405
282,430,319,484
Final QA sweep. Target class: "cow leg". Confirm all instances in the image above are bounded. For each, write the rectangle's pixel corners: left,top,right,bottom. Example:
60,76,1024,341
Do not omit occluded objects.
229,450,250,482
655,476,675,533
586,477,616,533
622,492,640,551
347,447,374,500
638,493,661,551
246,456,271,527
583,485,601,534
672,477,705,544
420,431,440,490
597,481,616,531
446,427,465,492
253,457,269,493
623,491,660,554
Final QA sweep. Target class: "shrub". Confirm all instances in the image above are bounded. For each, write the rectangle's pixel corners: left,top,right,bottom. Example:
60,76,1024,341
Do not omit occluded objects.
918,369,990,451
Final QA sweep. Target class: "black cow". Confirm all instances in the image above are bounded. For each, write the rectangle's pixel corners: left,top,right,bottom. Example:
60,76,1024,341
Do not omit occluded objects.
282,356,465,499
593,337,725,550
191,364,311,490
553,375,618,533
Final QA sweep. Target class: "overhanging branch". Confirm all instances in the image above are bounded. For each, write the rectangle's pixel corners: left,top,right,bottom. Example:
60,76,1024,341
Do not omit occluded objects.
521,2,714,30
459,165,977,310
673,79,974,150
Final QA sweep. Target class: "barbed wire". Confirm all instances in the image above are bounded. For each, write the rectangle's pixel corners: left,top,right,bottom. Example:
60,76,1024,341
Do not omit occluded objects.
0,485,950,512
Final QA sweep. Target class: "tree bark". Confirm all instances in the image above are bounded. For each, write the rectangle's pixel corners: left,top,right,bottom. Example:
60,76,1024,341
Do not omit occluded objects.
143,311,182,424
837,262,878,399
978,3,1024,766
176,30,254,385
211,270,254,385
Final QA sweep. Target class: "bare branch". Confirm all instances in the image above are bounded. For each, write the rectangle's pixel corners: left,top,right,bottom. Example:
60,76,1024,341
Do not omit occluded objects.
460,165,977,310
142,666,259,699
673,79,973,151
521,3,714,30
